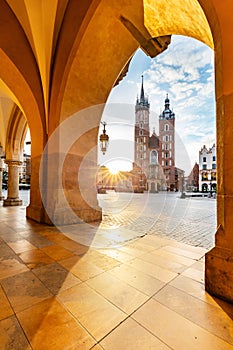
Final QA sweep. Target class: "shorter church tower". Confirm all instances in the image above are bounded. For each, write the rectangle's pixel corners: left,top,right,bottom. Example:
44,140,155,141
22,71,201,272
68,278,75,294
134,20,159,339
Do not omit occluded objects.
159,94,176,190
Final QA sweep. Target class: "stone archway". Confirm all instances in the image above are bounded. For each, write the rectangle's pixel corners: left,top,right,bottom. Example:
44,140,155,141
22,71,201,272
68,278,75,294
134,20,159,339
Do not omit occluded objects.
45,0,215,227
3,105,27,206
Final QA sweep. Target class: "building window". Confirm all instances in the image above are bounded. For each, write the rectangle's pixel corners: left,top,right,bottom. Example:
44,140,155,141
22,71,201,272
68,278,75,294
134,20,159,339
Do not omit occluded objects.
203,157,206,162
162,143,164,150
212,163,216,169
203,164,207,170
139,130,143,136
144,137,146,143
162,152,164,158
202,172,208,181
140,123,143,129
211,172,216,180
166,135,169,142
165,144,168,150
169,160,172,166
162,160,164,166
164,124,169,131
213,156,216,161
170,135,172,141
150,150,158,164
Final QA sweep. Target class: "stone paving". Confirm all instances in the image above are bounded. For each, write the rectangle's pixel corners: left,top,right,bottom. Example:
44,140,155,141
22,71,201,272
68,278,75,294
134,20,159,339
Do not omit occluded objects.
9,191,216,250
12,189,216,249
99,191,216,250
0,201,233,350
1,191,233,350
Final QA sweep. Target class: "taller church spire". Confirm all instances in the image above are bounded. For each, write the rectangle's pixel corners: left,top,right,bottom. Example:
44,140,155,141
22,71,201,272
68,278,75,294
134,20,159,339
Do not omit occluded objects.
136,75,149,110
140,75,145,103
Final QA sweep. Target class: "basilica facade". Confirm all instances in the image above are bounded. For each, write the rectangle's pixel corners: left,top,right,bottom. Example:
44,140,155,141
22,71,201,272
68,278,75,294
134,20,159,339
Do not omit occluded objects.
134,77,183,192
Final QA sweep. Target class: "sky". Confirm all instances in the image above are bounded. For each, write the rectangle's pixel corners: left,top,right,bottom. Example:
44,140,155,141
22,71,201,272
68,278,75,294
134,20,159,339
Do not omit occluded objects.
98,35,216,175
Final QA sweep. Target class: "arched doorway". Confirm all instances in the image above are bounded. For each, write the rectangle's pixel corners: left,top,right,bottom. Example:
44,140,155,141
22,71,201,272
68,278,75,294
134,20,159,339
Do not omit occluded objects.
202,183,208,192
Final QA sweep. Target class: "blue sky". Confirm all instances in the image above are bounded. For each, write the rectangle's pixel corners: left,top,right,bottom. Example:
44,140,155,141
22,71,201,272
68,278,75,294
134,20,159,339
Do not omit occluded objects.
98,35,215,175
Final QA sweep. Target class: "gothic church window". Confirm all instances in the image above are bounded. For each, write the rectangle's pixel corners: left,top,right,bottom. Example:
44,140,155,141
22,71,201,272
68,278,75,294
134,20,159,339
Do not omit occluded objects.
150,150,158,164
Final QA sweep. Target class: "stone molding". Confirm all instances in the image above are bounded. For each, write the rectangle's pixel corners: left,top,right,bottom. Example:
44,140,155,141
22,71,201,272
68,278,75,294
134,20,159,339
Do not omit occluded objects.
4,159,23,166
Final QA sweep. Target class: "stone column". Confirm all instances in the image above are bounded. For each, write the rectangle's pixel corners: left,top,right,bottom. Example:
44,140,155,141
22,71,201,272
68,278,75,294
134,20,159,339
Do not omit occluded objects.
3,160,22,206
0,158,4,200
205,93,233,303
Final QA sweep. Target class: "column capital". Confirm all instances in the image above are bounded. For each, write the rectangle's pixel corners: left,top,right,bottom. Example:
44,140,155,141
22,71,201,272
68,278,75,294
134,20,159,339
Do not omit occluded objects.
5,159,23,166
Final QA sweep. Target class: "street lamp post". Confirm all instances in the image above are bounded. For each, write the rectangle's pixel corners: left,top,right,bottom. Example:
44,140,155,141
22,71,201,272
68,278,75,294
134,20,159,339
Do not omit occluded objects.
180,172,185,198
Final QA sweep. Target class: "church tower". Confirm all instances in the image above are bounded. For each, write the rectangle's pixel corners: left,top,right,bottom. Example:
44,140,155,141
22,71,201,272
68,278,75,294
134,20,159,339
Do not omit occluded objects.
159,94,176,190
134,75,150,178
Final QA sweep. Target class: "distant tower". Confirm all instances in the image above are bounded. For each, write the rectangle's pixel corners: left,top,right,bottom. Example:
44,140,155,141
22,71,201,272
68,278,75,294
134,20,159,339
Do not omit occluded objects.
134,75,150,179
159,94,176,190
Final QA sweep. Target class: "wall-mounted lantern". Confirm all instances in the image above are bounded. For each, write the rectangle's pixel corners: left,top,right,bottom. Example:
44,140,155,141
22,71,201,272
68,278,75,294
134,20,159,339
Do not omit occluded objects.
99,121,109,155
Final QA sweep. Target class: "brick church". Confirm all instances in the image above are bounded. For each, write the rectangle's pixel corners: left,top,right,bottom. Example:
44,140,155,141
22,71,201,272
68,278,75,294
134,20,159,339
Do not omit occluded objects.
133,76,184,192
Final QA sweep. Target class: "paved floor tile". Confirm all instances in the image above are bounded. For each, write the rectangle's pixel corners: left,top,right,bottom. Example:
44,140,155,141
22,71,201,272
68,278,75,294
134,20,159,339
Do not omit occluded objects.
139,250,188,273
153,285,233,345
18,249,55,269
59,255,105,281
0,316,32,350
108,264,165,296
126,258,178,283
132,299,233,350
1,270,52,313
58,283,127,341
17,297,96,350
33,262,82,294
170,274,222,307
41,245,75,260
8,239,36,254
86,272,149,314
0,285,14,320
100,318,170,349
